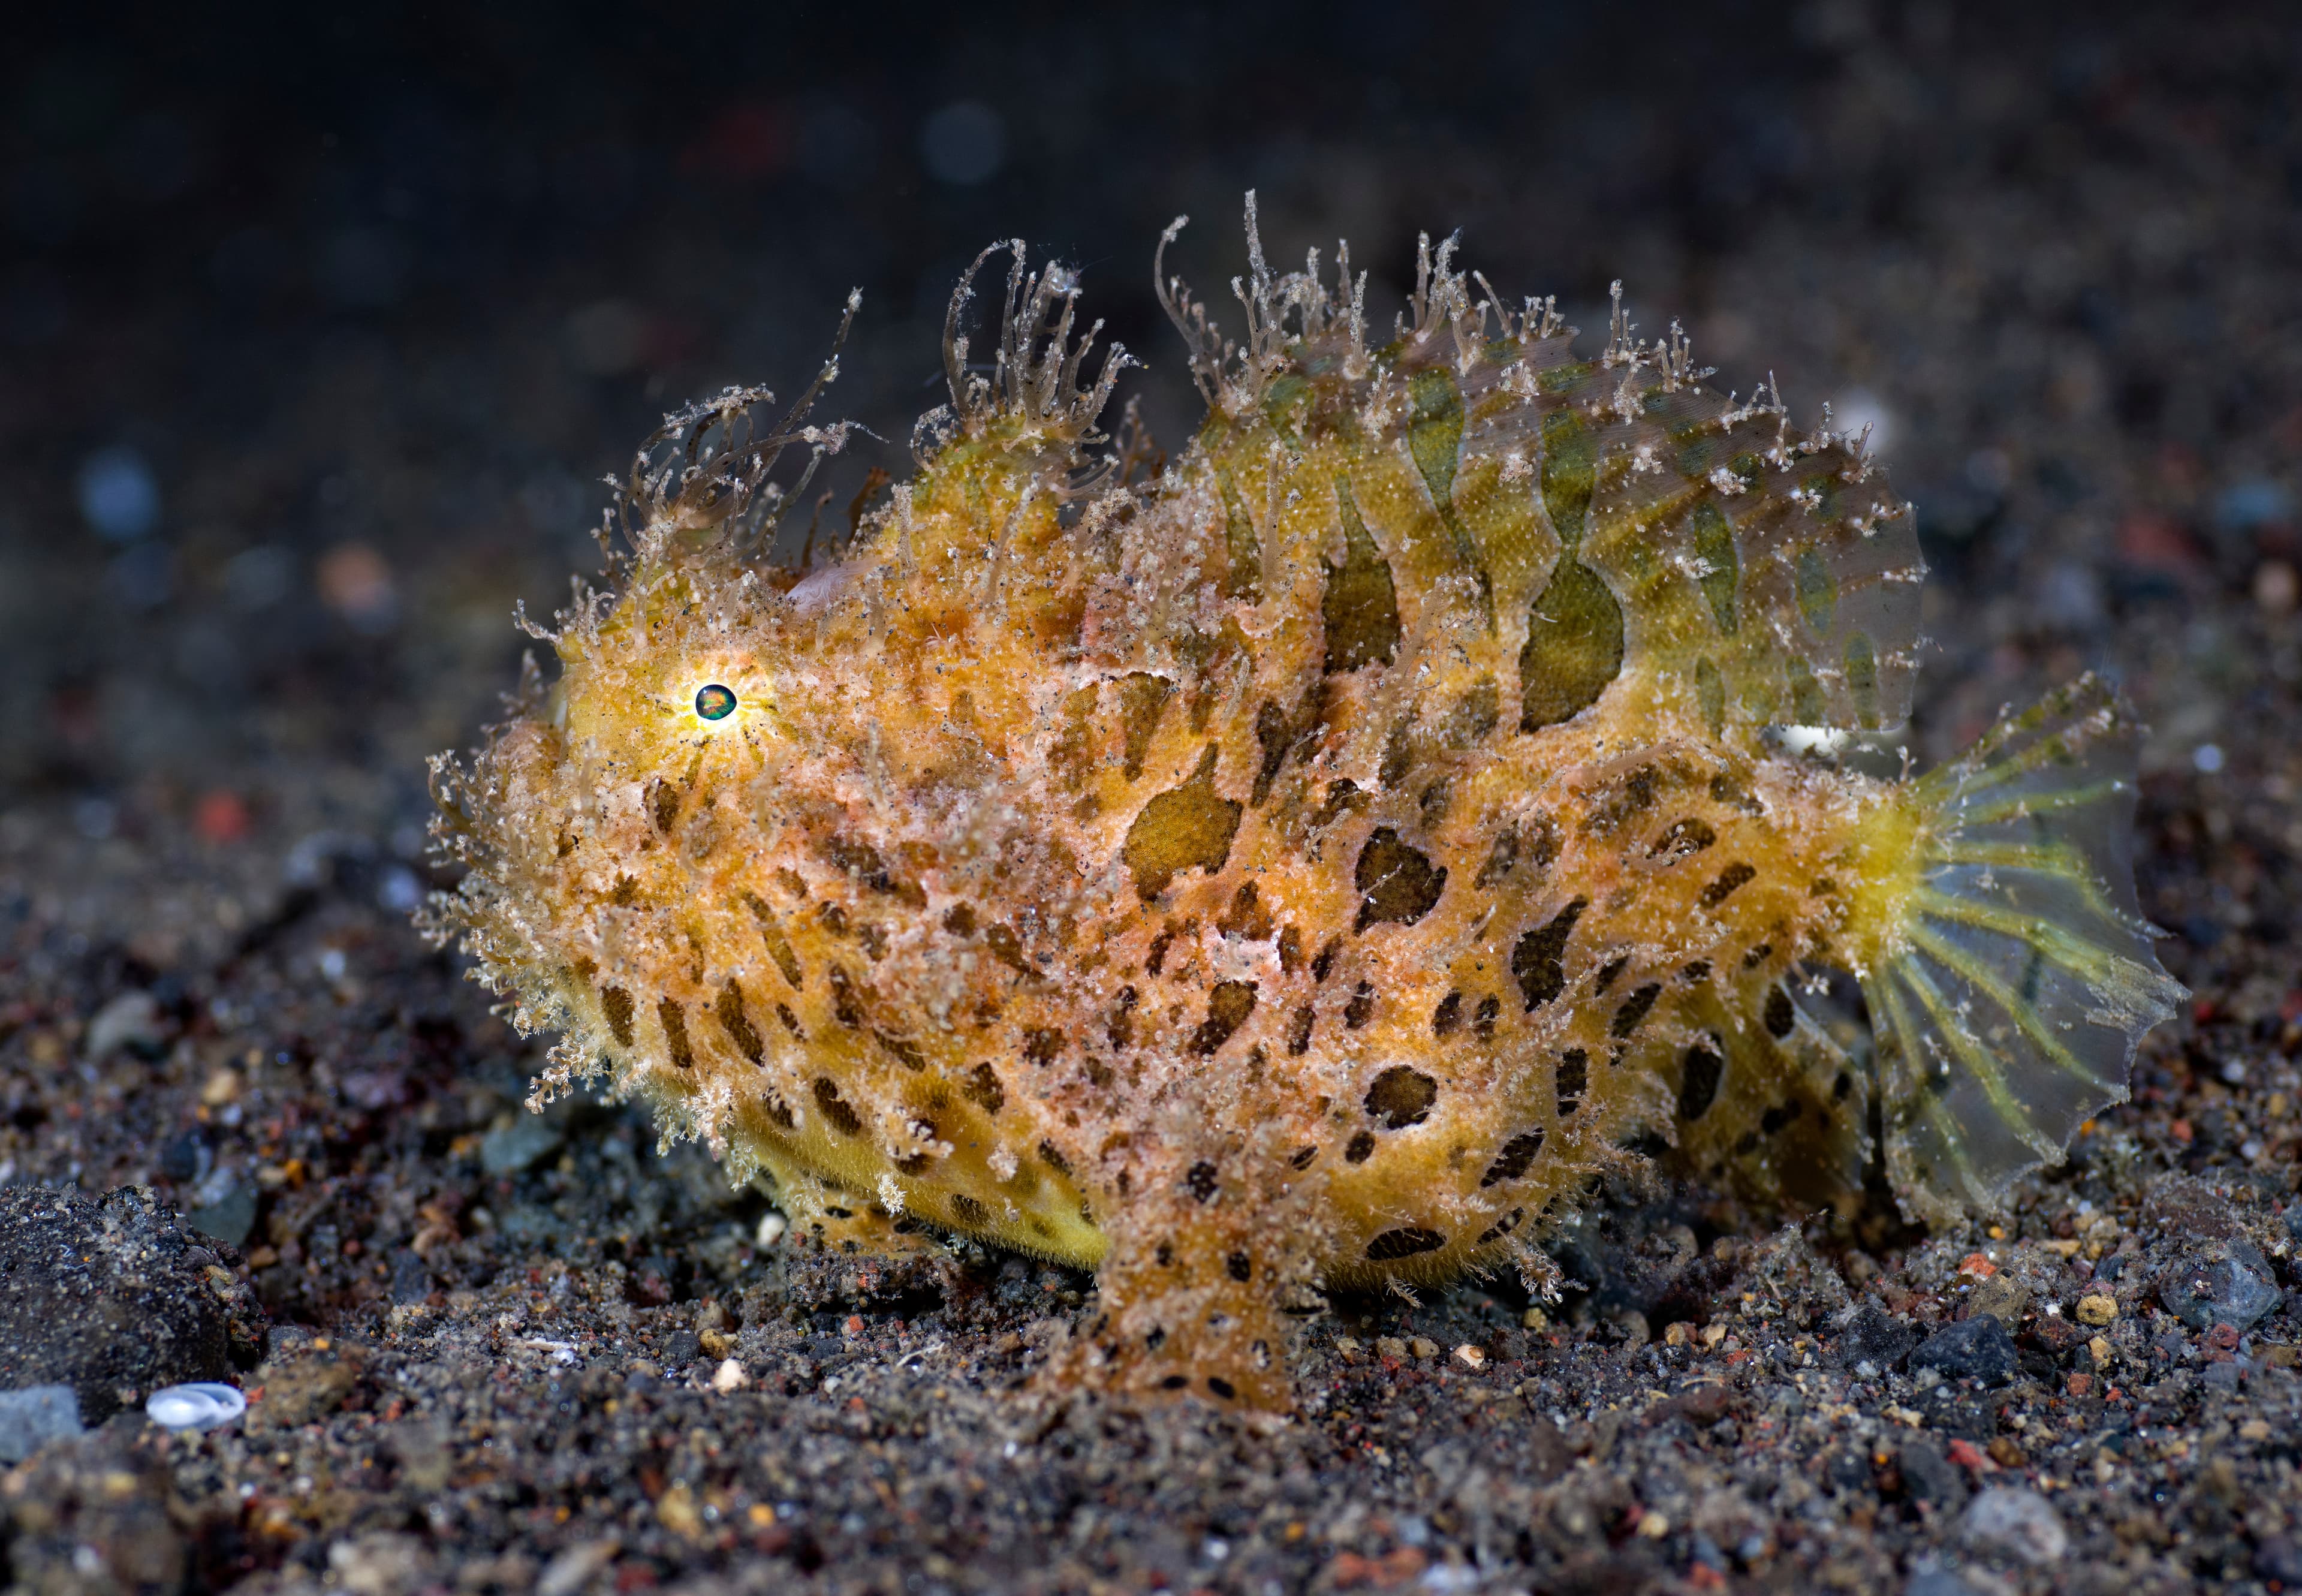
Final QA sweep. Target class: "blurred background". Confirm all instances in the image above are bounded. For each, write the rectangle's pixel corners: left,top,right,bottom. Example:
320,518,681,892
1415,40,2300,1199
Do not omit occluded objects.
1,0,2295,981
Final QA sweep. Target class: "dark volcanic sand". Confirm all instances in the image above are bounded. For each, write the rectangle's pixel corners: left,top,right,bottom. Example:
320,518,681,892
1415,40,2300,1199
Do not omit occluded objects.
3,5,2300,1592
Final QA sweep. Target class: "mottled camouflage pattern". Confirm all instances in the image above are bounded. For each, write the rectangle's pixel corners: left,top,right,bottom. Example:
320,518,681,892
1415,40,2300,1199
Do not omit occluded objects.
424,204,2180,1407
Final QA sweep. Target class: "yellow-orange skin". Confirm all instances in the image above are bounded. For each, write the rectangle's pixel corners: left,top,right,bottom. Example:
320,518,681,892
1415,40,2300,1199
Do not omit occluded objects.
429,241,1997,1408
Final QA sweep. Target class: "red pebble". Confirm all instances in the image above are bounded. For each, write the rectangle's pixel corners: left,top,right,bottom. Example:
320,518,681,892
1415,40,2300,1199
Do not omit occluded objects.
195,790,251,843
1947,1438,1994,1472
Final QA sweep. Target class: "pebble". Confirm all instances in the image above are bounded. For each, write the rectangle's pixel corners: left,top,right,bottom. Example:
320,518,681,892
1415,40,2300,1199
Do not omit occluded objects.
85,990,164,1059
2157,1241,2283,1332
188,1185,257,1249
1898,1440,1969,1510
1964,1274,2029,1326
392,1249,436,1305
1909,1315,2021,1386
145,1382,246,1431
0,1385,83,1463
2074,1293,2119,1326
538,1541,622,1596
1904,1569,1984,1596
1831,1302,1917,1368
1963,1486,2069,1565
480,1114,565,1175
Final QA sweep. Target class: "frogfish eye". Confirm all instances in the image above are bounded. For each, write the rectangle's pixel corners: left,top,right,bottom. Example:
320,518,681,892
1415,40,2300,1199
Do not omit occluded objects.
694,683,738,721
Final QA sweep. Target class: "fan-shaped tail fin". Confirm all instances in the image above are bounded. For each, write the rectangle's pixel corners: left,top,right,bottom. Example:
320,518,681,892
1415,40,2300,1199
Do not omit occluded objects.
1854,676,2184,1223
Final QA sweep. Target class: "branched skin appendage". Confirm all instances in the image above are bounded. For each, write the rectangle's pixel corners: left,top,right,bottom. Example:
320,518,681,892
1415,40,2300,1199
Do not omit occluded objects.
424,200,2182,1411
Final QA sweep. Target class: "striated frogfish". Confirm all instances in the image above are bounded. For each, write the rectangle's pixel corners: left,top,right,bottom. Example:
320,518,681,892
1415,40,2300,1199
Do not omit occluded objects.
423,200,2183,1408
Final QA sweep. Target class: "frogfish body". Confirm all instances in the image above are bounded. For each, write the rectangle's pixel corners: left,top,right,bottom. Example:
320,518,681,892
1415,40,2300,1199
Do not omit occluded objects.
426,205,2182,1408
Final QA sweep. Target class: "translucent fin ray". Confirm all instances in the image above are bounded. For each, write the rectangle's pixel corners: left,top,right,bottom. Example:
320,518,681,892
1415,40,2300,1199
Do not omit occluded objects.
1862,674,2184,1223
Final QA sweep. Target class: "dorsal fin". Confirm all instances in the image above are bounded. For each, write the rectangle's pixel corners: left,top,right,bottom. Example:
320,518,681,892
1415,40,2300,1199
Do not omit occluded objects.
1414,303,1924,736
1158,207,1926,736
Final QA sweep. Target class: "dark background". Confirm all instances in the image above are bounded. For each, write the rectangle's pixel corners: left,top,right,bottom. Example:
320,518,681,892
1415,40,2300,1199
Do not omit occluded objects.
1,0,2296,979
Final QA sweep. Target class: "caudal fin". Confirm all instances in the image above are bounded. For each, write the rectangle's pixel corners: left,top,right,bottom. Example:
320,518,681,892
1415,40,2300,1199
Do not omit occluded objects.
1860,675,2185,1224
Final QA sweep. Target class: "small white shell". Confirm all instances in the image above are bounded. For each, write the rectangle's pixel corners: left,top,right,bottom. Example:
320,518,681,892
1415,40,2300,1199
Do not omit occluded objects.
144,1382,246,1432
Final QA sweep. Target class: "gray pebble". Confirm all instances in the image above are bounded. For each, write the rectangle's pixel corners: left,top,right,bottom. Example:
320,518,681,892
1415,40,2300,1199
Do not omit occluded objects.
2158,1240,2283,1332
480,1114,564,1175
0,1386,83,1463
188,1185,257,1249
1963,1486,2069,1565
1909,1314,2021,1386
391,1250,436,1306
1898,1440,1969,1510
1831,1302,1917,1369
